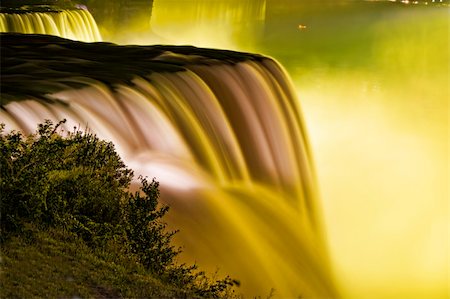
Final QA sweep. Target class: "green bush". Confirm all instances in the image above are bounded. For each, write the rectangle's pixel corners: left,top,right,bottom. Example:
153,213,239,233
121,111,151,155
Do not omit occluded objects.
0,120,238,298
0,120,130,238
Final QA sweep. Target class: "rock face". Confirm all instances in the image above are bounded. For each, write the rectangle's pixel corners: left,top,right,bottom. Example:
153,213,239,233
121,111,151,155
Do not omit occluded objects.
1,33,263,104
0,33,338,298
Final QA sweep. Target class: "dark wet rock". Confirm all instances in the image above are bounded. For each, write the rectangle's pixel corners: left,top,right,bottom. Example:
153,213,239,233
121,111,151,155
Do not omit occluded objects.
1,33,265,105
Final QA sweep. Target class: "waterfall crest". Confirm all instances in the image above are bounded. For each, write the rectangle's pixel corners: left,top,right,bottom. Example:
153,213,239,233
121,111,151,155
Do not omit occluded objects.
0,9,101,42
0,33,338,298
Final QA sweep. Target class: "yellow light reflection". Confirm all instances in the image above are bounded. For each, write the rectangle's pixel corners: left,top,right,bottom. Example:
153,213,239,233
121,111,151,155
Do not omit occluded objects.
294,10,448,298
296,72,448,298
139,1,448,298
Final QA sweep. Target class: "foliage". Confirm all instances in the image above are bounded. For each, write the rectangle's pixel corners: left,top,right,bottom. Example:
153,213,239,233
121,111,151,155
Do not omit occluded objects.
0,120,131,240
0,120,238,298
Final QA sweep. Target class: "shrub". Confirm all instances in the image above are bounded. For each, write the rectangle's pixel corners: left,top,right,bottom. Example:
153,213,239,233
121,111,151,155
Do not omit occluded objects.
0,120,238,298
0,120,131,240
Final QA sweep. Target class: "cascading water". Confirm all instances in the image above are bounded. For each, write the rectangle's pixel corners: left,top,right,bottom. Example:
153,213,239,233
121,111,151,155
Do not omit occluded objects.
149,0,266,49
0,8,101,42
1,33,338,298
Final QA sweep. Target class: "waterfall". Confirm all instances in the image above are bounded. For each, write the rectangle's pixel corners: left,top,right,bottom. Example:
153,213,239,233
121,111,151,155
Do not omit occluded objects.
149,0,266,49
0,9,101,42
1,33,338,298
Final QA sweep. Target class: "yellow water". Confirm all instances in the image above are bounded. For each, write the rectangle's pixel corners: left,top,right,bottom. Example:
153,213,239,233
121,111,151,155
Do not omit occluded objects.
1,0,448,298
2,55,338,297
0,9,102,42
144,1,449,298
298,19,449,299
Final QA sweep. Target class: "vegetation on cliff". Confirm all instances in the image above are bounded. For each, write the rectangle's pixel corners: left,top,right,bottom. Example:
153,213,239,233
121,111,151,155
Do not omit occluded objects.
0,120,238,298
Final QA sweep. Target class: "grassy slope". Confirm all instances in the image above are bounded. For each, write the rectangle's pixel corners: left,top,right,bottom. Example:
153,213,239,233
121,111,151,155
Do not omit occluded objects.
0,225,198,299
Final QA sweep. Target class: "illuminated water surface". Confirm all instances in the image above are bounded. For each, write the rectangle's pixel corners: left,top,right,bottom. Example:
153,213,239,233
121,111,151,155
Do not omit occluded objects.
136,1,448,298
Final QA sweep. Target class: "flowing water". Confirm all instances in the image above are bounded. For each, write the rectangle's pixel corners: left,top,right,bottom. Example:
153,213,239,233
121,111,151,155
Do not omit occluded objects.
1,34,337,297
1,0,449,298
0,8,101,42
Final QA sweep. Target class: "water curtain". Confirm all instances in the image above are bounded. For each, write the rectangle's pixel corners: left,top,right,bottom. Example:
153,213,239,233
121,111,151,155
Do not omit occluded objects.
0,8,101,42
0,31,337,299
